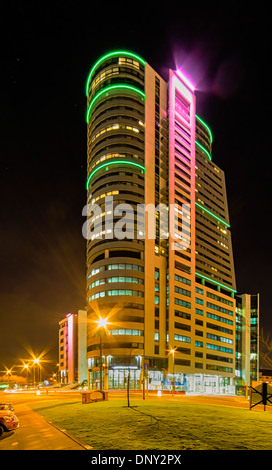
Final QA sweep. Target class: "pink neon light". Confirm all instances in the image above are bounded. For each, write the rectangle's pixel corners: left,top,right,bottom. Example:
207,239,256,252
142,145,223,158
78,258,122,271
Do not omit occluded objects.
67,314,74,383
176,69,195,92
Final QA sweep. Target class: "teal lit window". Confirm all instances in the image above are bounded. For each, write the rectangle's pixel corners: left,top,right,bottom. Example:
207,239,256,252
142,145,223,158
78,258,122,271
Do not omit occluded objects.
207,291,233,306
174,334,191,343
174,274,191,286
107,289,144,297
106,276,143,284
110,329,143,336
195,308,203,315
106,263,144,272
175,298,191,309
206,312,233,325
207,301,232,316
174,286,191,297
88,291,106,301
207,333,233,344
206,343,233,354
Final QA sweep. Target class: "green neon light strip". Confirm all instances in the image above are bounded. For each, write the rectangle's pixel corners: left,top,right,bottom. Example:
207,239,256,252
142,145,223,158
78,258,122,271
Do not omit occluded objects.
86,84,145,123
195,115,213,143
195,272,237,293
195,202,230,228
86,51,146,96
195,140,212,161
86,160,145,190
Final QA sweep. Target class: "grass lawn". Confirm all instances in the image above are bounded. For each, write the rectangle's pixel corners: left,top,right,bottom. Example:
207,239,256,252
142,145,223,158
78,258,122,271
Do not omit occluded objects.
30,398,272,450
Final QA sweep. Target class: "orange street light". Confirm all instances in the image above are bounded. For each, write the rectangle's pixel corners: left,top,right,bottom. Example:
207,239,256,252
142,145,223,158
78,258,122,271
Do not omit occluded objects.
96,317,109,390
97,317,108,329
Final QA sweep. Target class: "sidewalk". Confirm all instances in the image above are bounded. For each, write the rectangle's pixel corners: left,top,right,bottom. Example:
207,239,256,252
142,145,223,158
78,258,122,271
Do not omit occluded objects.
0,403,90,450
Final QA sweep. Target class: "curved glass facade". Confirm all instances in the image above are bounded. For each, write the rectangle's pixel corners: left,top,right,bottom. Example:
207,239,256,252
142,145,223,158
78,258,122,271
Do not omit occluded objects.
86,52,146,387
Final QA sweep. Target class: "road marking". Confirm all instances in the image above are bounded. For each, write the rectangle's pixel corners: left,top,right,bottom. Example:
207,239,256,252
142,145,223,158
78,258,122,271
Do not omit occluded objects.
11,442,19,446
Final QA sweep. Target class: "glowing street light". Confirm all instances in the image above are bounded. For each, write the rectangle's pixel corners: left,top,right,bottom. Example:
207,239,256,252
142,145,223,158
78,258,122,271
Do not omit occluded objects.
96,317,109,390
97,317,108,329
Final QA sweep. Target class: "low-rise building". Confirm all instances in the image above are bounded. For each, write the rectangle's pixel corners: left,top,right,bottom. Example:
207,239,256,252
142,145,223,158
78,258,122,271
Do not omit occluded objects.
58,310,87,384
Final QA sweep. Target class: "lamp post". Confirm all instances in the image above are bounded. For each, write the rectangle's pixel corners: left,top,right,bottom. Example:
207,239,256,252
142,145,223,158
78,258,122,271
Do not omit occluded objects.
170,349,175,395
33,358,40,387
24,364,29,388
97,317,108,390
6,370,11,389
56,363,60,384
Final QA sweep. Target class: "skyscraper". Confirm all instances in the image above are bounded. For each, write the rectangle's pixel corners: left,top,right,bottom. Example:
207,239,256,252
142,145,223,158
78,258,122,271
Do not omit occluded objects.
85,50,238,393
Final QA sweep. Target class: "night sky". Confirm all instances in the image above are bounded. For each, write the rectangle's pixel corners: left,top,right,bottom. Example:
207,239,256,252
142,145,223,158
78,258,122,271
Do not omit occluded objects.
1,2,271,376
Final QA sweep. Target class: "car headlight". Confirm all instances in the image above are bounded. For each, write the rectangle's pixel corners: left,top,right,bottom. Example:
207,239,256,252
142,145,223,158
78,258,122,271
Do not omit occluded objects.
2,415,13,422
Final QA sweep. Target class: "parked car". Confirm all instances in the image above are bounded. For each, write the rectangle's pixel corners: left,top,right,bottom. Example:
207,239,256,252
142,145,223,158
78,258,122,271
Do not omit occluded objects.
0,410,19,437
0,403,14,411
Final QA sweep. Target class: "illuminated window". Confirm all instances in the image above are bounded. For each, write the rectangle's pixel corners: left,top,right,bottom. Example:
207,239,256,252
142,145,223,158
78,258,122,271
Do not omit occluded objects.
109,329,143,336
174,334,191,343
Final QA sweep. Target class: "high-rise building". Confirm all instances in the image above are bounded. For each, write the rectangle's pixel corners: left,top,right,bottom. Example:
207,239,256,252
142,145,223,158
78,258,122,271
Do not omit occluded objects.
85,50,239,393
235,293,259,389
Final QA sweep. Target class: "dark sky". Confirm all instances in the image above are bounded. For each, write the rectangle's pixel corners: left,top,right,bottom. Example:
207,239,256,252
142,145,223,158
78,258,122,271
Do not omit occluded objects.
1,2,271,376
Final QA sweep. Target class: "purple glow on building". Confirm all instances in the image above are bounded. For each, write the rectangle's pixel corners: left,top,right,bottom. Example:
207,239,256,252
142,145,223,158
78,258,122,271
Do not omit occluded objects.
176,69,195,93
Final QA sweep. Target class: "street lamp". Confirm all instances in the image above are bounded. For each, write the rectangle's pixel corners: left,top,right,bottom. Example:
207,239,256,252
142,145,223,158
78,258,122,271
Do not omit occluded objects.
33,358,40,387
6,370,11,389
96,317,109,390
56,363,60,384
24,364,29,388
170,349,175,395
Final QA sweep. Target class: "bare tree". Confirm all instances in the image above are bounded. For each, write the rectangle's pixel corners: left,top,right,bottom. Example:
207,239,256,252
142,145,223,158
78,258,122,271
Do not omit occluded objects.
259,328,272,369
